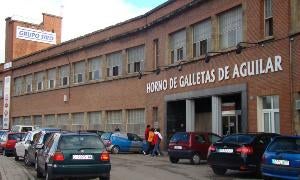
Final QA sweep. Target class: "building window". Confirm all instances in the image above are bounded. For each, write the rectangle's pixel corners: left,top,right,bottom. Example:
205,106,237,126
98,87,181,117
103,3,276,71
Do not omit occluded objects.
14,77,23,96
193,19,212,57
58,113,70,130
72,113,85,131
23,116,31,125
45,115,56,128
35,71,45,91
47,68,56,89
107,52,122,77
74,61,85,84
33,115,42,128
127,109,145,136
264,0,273,37
261,95,280,133
106,110,122,131
219,6,243,49
170,30,186,64
88,111,103,130
88,57,102,81
12,117,22,125
60,65,69,87
127,45,145,73
25,74,32,93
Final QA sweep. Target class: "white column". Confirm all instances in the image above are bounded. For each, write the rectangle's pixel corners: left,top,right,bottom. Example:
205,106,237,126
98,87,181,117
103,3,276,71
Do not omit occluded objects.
186,99,195,132
212,96,222,135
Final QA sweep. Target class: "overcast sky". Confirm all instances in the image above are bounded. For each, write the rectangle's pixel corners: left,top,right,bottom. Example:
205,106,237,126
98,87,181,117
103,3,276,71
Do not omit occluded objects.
0,0,167,63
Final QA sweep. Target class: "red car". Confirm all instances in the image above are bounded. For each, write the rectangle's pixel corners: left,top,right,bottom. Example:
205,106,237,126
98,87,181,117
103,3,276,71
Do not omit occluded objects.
168,132,221,164
0,132,26,156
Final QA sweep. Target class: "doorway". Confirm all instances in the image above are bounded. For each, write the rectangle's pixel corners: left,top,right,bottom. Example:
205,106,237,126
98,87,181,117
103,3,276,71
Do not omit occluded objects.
222,112,241,136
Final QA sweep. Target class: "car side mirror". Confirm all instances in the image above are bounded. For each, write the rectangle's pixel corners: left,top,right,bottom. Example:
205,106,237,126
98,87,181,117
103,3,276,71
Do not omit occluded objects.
36,144,44,149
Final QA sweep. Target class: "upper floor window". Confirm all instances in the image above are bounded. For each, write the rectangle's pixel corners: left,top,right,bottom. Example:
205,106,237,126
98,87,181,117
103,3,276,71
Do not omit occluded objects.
88,57,102,81
219,6,243,49
14,77,23,95
127,45,145,73
47,68,56,89
107,52,122,77
261,95,280,133
74,61,85,84
60,65,69,87
25,74,32,93
35,71,45,91
264,0,273,37
193,19,212,57
170,30,186,64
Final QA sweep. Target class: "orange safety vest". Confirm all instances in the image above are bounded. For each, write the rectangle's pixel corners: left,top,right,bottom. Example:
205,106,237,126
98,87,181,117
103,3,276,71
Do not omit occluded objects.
147,131,154,142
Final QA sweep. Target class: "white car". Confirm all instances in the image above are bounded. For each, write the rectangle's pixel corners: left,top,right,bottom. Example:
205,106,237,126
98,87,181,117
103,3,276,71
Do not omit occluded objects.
14,131,37,161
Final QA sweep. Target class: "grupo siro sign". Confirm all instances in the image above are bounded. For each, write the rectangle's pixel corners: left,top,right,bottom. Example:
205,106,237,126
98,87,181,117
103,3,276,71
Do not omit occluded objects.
16,26,56,45
146,55,283,94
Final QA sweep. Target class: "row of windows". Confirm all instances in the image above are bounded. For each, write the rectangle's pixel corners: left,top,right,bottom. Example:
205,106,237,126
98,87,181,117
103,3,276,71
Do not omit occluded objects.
13,45,145,96
11,109,145,136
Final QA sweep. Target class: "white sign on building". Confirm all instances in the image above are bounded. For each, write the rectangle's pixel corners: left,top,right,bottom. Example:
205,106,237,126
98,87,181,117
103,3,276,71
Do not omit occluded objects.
16,26,56,45
3,76,11,129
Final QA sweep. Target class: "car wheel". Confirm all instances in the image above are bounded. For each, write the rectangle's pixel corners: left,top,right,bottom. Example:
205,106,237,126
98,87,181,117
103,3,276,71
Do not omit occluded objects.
190,153,201,165
45,169,53,180
3,149,7,156
169,156,179,163
14,154,19,161
112,146,120,154
36,161,43,178
212,166,227,175
24,152,31,166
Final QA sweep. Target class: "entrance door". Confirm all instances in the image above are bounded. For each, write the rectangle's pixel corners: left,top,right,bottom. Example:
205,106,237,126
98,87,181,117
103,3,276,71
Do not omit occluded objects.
222,113,240,136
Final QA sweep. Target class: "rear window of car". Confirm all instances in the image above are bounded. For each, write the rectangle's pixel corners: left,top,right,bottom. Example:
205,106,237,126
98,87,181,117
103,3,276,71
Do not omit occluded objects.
58,135,105,150
267,137,300,153
221,134,255,145
170,133,189,143
8,133,23,140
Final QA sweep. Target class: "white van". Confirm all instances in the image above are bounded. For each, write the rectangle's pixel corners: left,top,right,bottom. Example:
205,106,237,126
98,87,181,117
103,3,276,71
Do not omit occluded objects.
11,125,35,132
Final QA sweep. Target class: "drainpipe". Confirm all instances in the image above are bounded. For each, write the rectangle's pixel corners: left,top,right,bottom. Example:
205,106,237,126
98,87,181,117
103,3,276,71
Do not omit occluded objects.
289,37,294,135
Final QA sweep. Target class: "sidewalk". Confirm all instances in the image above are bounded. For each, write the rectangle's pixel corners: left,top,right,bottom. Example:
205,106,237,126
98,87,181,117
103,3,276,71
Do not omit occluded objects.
0,155,34,180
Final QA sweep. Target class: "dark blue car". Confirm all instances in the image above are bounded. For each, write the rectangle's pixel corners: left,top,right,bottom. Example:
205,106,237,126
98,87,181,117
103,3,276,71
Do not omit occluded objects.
261,136,300,180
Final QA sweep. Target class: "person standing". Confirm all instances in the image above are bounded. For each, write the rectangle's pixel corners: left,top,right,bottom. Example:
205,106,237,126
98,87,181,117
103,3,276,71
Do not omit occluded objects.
151,128,162,157
143,125,151,155
145,128,155,155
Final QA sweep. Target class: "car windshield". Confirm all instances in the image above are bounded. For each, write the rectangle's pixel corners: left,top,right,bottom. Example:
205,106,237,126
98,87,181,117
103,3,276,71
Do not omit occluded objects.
268,137,300,153
170,133,189,143
58,135,105,150
101,132,112,140
221,134,255,145
8,133,23,140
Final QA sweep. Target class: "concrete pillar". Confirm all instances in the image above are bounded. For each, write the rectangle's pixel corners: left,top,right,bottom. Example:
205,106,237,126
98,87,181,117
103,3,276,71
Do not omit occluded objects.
212,96,222,135
186,99,195,132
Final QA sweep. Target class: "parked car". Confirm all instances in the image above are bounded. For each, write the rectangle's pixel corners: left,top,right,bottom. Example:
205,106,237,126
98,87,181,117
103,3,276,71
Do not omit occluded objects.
25,128,61,166
36,132,111,180
168,132,221,164
207,133,279,175
15,130,39,161
11,125,35,132
101,132,147,154
261,136,300,180
0,132,26,156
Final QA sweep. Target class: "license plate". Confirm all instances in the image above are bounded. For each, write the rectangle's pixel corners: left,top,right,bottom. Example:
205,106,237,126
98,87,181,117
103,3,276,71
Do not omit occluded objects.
174,146,182,150
217,148,233,153
272,159,289,166
72,155,93,160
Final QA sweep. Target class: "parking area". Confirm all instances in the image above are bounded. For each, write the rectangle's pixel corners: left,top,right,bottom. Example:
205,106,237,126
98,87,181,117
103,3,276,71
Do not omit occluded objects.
0,153,262,180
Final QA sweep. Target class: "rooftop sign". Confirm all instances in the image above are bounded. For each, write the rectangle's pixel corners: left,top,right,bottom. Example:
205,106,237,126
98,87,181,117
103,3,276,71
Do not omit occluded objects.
16,26,56,45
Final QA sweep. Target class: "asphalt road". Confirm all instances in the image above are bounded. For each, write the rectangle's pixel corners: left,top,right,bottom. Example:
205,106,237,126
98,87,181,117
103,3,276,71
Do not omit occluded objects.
1,154,263,180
